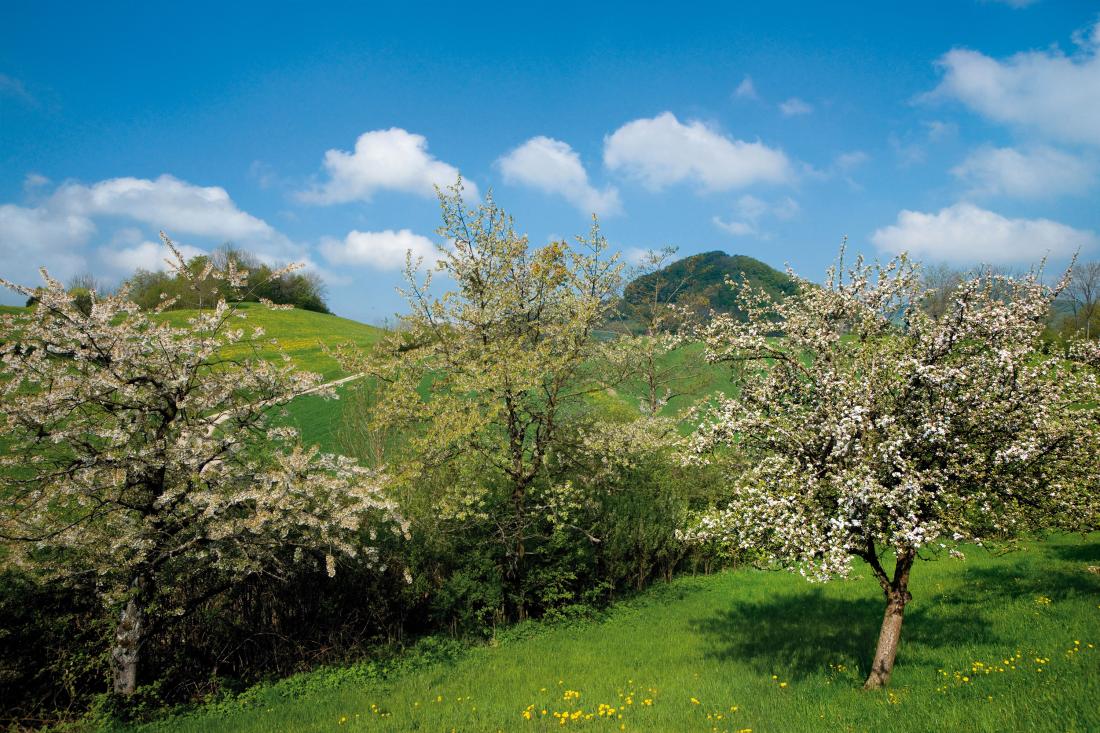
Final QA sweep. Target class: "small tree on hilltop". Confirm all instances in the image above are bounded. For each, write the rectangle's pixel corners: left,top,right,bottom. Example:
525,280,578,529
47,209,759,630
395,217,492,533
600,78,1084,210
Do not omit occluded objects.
685,249,1098,689
0,236,404,695
349,184,620,619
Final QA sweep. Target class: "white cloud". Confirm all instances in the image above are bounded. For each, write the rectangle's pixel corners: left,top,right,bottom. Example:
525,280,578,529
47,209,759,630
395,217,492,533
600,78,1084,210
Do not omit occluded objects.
0,203,95,253
0,203,97,285
603,112,792,192
497,136,621,216
0,174,302,295
951,145,1095,199
984,0,1039,7
871,202,1097,264
52,175,275,241
298,128,476,204
734,75,758,100
100,239,206,274
713,194,800,237
928,21,1100,146
319,229,438,270
779,97,813,116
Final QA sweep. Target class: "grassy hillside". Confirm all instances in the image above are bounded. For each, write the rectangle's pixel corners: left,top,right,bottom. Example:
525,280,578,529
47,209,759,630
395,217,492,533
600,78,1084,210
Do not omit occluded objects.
1,303,384,453
156,302,384,380
129,534,1099,733
159,303,385,452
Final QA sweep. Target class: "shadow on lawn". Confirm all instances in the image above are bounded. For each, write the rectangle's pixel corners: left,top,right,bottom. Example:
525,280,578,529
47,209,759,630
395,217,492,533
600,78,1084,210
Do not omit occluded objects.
695,551,1100,681
694,587,996,680
1047,538,1100,564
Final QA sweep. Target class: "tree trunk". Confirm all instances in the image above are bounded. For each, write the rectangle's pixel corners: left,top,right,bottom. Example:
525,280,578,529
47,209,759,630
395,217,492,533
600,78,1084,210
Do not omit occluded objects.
863,550,914,690
111,576,149,695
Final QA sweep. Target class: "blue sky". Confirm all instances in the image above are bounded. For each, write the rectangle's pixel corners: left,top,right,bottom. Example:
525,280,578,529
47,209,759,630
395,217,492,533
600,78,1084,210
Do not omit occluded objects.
2,1,1099,322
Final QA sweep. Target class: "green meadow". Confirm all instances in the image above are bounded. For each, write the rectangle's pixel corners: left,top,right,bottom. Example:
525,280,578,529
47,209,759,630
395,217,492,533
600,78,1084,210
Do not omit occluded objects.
130,533,1099,733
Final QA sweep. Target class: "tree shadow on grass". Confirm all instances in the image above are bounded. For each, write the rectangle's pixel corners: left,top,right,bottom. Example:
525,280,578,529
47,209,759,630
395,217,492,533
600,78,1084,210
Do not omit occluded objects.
694,550,1100,682
1046,539,1100,564
694,587,998,681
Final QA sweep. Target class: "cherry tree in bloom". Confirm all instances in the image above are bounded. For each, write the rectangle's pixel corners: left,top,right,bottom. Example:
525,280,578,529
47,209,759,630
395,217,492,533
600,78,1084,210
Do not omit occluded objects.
0,237,405,695
684,249,1099,689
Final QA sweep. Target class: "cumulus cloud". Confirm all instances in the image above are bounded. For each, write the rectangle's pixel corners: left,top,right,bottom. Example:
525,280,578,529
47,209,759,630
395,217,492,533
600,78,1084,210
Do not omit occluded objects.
713,194,800,237
0,174,298,293
497,136,621,216
871,202,1097,264
603,112,792,192
951,145,1095,199
319,229,438,270
298,128,476,204
52,175,275,240
100,239,206,274
927,21,1100,146
779,97,813,116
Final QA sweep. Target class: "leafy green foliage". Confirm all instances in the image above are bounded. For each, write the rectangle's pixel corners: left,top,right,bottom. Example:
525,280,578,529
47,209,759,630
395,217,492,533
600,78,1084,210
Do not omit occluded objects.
125,247,331,313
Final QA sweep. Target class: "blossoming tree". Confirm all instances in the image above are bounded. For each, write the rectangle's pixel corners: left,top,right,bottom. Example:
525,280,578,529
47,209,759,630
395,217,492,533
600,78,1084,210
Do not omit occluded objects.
686,250,1098,689
0,238,404,695
350,184,621,619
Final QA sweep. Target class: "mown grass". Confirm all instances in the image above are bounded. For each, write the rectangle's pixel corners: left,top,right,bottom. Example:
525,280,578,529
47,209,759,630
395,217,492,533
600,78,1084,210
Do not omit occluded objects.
129,533,1100,733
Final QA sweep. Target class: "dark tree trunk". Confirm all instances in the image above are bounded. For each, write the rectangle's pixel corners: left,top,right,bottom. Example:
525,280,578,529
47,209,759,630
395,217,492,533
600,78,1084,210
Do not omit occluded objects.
111,575,150,695
863,549,914,690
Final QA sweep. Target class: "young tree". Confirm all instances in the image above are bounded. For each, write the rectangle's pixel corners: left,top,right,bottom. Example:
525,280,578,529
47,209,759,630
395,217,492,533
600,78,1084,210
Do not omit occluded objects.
686,250,1098,689
0,237,403,695
350,184,620,619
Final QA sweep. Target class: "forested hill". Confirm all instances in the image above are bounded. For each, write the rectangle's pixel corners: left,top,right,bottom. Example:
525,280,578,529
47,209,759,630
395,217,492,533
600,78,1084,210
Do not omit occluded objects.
620,250,797,324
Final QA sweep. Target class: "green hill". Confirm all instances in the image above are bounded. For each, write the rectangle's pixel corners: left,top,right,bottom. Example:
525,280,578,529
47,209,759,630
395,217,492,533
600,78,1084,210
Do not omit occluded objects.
620,251,797,327
1,302,384,453
155,302,383,380
160,303,384,452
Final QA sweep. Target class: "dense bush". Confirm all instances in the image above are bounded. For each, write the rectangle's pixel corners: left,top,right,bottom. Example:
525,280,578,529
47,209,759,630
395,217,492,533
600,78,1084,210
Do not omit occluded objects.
126,246,330,313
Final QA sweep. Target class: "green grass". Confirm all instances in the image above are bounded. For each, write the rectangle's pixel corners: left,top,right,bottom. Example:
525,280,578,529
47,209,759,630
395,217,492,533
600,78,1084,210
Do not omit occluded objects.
1,303,381,454
156,303,384,380
156,304,386,452
130,534,1100,733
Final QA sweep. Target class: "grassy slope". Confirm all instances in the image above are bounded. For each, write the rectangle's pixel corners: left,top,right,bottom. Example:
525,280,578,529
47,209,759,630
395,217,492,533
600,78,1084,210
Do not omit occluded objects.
133,534,1099,733
157,304,383,454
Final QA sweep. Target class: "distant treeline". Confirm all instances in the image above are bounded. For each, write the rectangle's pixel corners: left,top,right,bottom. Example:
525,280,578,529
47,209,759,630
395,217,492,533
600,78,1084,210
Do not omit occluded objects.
29,246,330,314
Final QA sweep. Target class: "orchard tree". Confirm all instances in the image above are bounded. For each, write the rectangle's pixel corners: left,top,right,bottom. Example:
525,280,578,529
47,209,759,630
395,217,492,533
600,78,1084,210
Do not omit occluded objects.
685,250,1098,689
0,238,404,695
349,184,620,619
